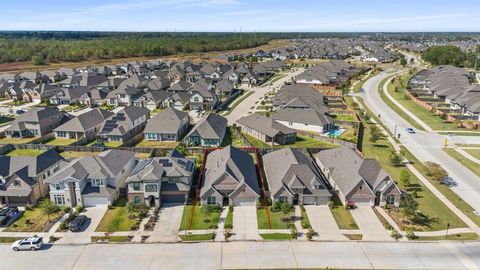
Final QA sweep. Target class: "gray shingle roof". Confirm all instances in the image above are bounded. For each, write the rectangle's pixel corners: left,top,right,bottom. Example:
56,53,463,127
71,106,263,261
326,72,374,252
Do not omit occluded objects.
144,108,189,134
185,113,226,140
54,108,113,133
237,113,296,137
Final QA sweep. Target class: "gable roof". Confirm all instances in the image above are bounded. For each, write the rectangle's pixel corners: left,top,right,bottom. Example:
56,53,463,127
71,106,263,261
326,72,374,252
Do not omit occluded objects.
99,106,150,136
185,113,226,140
144,108,189,134
237,113,296,137
54,108,113,133
201,146,260,198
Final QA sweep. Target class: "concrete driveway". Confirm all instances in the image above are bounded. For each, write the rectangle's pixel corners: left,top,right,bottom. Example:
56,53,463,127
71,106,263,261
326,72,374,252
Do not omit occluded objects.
232,206,259,240
148,204,184,242
350,207,392,241
56,206,107,244
304,205,347,241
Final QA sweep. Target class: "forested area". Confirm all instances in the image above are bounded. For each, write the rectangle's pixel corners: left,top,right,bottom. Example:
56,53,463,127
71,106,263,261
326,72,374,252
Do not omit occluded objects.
0,31,368,65
422,45,480,69
0,33,270,64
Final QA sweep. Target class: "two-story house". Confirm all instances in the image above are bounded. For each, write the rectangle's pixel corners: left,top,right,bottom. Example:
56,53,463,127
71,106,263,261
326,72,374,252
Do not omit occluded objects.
5,107,67,139
126,150,195,207
46,150,136,207
98,106,150,146
0,149,64,205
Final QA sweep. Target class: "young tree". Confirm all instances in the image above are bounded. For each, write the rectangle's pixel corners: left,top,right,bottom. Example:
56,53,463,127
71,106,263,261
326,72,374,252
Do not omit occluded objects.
390,150,403,166
400,169,411,187
400,194,418,220
369,126,381,144
400,57,407,67
39,199,58,222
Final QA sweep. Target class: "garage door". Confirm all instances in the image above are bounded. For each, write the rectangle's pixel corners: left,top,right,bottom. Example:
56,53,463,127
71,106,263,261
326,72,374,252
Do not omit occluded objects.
303,196,317,205
352,198,372,207
84,197,109,207
233,197,256,206
161,194,186,204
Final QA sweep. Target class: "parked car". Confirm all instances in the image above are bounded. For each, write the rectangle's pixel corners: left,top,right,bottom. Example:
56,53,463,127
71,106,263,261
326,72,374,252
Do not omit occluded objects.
15,109,25,115
406,128,416,134
441,176,457,187
0,206,19,225
69,215,88,232
11,236,43,251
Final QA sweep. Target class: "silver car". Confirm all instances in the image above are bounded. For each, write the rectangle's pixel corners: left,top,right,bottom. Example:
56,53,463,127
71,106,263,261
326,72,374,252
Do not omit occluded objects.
11,236,43,251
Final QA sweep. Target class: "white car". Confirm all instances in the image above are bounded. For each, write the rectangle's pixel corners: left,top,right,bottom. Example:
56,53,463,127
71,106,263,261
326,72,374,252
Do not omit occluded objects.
11,236,44,251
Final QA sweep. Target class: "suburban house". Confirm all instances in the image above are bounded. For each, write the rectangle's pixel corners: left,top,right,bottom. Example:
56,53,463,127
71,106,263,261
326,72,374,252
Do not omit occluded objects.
263,148,331,205
46,150,136,207
98,106,150,145
106,86,145,107
0,149,63,205
48,86,91,105
315,147,401,207
53,108,113,141
5,107,67,139
184,113,227,147
126,150,195,207
200,146,261,206
236,113,297,145
143,108,190,142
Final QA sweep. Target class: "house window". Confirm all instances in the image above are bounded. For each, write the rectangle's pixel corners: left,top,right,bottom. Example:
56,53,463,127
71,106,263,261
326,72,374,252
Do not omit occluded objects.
134,196,142,204
92,179,105,187
386,195,396,205
168,177,180,183
193,97,199,102
132,182,141,191
278,196,288,203
145,184,157,192
207,196,216,205
13,180,21,186
53,183,62,190
57,131,67,138
119,94,126,99
53,194,65,205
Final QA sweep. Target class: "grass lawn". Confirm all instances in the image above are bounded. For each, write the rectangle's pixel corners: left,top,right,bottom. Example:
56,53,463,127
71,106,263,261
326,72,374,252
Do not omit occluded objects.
386,72,462,131
351,96,467,231
91,236,132,243
330,198,358,230
257,207,293,229
95,201,140,232
464,148,480,160
338,126,357,144
104,141,123,148
179,233,215,241
334,114,356,122
45,138,77,146
222,127,249,147
0,137,37,144
300,206,312,229
5,149,46,156
179,205,221,230
242,132,337,149
135,139,179,148
443,148,480,177
0,237,24,243
344,234,363,240
224,207,233,229
378,75,425,131
4,207,63,232
260,233,293,240
60,151,97,159
353,70,379,93
416,233,480,241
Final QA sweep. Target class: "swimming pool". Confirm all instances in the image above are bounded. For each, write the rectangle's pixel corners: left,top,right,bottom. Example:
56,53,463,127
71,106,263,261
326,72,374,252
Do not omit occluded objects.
327,128,346,138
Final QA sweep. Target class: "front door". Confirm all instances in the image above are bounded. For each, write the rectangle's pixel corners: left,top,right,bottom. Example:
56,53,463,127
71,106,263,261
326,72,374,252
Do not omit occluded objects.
222,196,229,206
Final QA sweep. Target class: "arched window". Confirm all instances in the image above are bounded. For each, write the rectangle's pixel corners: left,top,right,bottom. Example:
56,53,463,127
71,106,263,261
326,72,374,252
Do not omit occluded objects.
134,196,141,204
386,195,395,205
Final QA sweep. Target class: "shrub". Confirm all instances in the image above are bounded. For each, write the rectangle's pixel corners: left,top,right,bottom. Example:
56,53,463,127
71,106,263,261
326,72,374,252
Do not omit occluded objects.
203,219,211,224
228,205,233,213
224,223,233,229
406,231,417,240
391,229,402,240
75,205,84,213
25,205,33,211
306,228,314,241
327,200,334,208
289,226,298,239
59,222,68,231
62,206,71,214
108,204,114,210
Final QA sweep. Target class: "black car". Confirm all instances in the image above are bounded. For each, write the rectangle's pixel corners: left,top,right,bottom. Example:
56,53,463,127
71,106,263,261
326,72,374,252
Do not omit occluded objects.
0,206,19,225
69,215,88,232
15,109,25,115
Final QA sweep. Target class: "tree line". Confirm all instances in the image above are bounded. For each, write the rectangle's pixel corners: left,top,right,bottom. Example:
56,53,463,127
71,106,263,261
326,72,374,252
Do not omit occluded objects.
422,45,480,69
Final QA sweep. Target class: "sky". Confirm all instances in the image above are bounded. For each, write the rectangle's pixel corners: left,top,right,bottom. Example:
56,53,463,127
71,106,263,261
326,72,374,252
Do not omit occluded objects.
1,0,480,32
